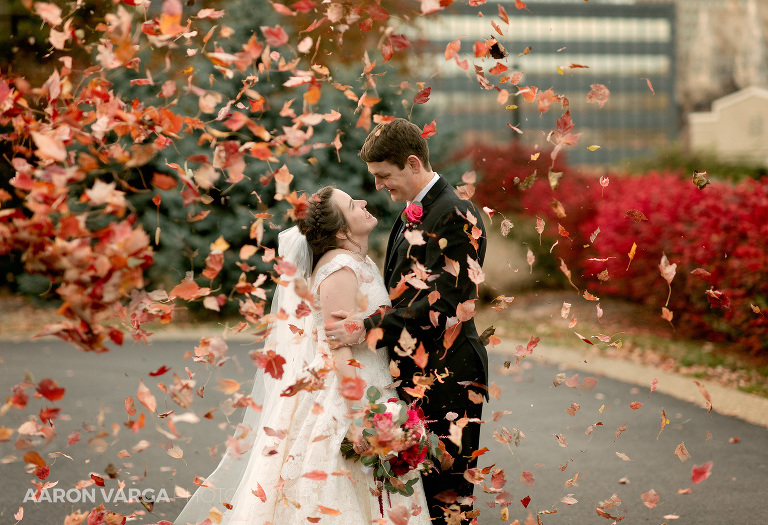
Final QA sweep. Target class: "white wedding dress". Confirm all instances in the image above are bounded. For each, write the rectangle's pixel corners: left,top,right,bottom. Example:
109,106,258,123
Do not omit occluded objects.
176,251,430,525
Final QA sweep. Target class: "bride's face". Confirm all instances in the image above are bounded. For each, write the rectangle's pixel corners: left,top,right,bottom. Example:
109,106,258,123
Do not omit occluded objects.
332,189,377,238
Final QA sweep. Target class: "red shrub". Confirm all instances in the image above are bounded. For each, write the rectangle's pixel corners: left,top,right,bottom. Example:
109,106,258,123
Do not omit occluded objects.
474,154,768,354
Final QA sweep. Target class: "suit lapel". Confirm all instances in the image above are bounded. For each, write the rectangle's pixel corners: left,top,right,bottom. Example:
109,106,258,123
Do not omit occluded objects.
384,176,451,283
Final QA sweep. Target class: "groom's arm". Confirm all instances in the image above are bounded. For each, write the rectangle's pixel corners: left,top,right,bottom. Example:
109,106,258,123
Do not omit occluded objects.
364,203,486,351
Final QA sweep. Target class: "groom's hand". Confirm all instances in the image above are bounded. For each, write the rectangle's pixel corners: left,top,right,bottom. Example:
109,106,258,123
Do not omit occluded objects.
324,310,365,348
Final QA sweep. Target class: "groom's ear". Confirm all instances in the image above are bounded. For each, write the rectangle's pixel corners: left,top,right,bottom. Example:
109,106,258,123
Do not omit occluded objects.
406,155,421,174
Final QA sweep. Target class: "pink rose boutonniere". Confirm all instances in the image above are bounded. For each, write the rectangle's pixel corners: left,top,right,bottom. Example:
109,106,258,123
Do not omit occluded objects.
402,202,423,226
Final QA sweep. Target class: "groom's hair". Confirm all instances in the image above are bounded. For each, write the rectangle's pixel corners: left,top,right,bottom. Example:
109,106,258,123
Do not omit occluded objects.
359,118,431,171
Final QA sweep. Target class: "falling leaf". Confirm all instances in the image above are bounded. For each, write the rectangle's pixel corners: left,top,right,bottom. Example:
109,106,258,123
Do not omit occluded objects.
37,379,65,402
691,461,713,484
500,218,513,237
252,349,286,380
693,380,713,412
520,471,534,488
674,442,691,463
616,452,631,461
565,402,580,416
420,119,437,138
414,87,431,104
662,307,674,323
659,253,676,306
554,434,568,447
137,381,157,413
626,209,648,222
692,170,711,190
339,376,366,401
644,78,655,95
705,288,730,308
586,83,610,108
587,145,601,151
167,444,184,459
641,489,659,508
629,402,643,410
624,242,638,272
514,336,540,357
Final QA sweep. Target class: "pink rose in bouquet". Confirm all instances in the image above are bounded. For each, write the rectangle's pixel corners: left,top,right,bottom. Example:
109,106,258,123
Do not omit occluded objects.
341,389,441,498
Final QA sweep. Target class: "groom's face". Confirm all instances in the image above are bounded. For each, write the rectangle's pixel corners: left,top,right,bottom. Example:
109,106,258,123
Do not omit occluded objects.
366,160,415,203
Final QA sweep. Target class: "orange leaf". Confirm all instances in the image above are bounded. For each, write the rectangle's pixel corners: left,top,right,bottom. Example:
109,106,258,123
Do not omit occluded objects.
339,376,366,401
24,451,46,468
303,470,328,481
413,343,428,369
641,489,659,508
169,275,211,300
456,299,475,322
317,505,341,516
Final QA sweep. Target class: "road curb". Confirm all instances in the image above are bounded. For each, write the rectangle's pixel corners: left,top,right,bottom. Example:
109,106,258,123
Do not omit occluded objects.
491,342,768,429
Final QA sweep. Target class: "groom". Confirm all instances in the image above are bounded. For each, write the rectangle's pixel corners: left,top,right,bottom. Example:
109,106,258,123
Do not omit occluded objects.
327,118,488,523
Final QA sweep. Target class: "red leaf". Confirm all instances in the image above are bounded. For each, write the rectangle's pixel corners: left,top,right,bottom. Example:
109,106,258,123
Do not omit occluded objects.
521,495,531,508
253,349,286,380
149,365,171,377
705,288,730,308
39,406,61,425
420,119,437,138
261,25,289,47
389,34,410,51
414,87,431,104
37,379,65,402
91,474,106,487
692,460,713,483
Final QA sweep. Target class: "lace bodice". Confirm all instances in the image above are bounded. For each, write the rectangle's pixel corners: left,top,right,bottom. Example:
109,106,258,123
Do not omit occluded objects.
311,253,393,390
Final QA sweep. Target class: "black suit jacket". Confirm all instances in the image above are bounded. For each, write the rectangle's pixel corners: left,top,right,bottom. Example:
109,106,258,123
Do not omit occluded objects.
364,176,488,412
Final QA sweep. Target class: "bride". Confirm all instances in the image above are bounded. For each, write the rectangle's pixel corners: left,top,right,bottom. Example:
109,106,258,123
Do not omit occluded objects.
175,186,430,524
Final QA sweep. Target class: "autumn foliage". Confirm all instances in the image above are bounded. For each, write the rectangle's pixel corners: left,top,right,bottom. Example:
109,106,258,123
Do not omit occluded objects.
474,156,768,354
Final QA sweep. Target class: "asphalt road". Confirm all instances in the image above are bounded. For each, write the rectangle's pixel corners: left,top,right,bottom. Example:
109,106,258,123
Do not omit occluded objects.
1,337,767,524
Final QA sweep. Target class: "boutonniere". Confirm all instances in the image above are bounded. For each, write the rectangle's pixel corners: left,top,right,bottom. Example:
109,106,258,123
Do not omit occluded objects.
401,201,423,227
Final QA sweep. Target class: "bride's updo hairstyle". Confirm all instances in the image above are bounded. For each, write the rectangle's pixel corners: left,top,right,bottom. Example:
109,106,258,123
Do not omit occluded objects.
296,186,349,267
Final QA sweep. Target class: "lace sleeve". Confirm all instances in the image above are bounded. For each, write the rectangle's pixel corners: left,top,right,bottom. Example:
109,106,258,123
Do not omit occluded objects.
312,254,363,295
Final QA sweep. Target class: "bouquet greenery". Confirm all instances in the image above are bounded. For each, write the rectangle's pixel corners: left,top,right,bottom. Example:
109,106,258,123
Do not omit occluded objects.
341,386,441,498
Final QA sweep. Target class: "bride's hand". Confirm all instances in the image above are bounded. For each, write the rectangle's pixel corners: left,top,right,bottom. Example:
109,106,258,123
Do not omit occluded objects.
347,424,371,454
324,310,365,348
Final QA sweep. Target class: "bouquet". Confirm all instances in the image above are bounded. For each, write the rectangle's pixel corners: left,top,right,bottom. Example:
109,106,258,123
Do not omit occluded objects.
341,387,441,499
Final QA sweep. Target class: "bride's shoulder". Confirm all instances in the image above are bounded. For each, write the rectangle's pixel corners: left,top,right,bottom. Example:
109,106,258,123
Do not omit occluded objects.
312,250,358,281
